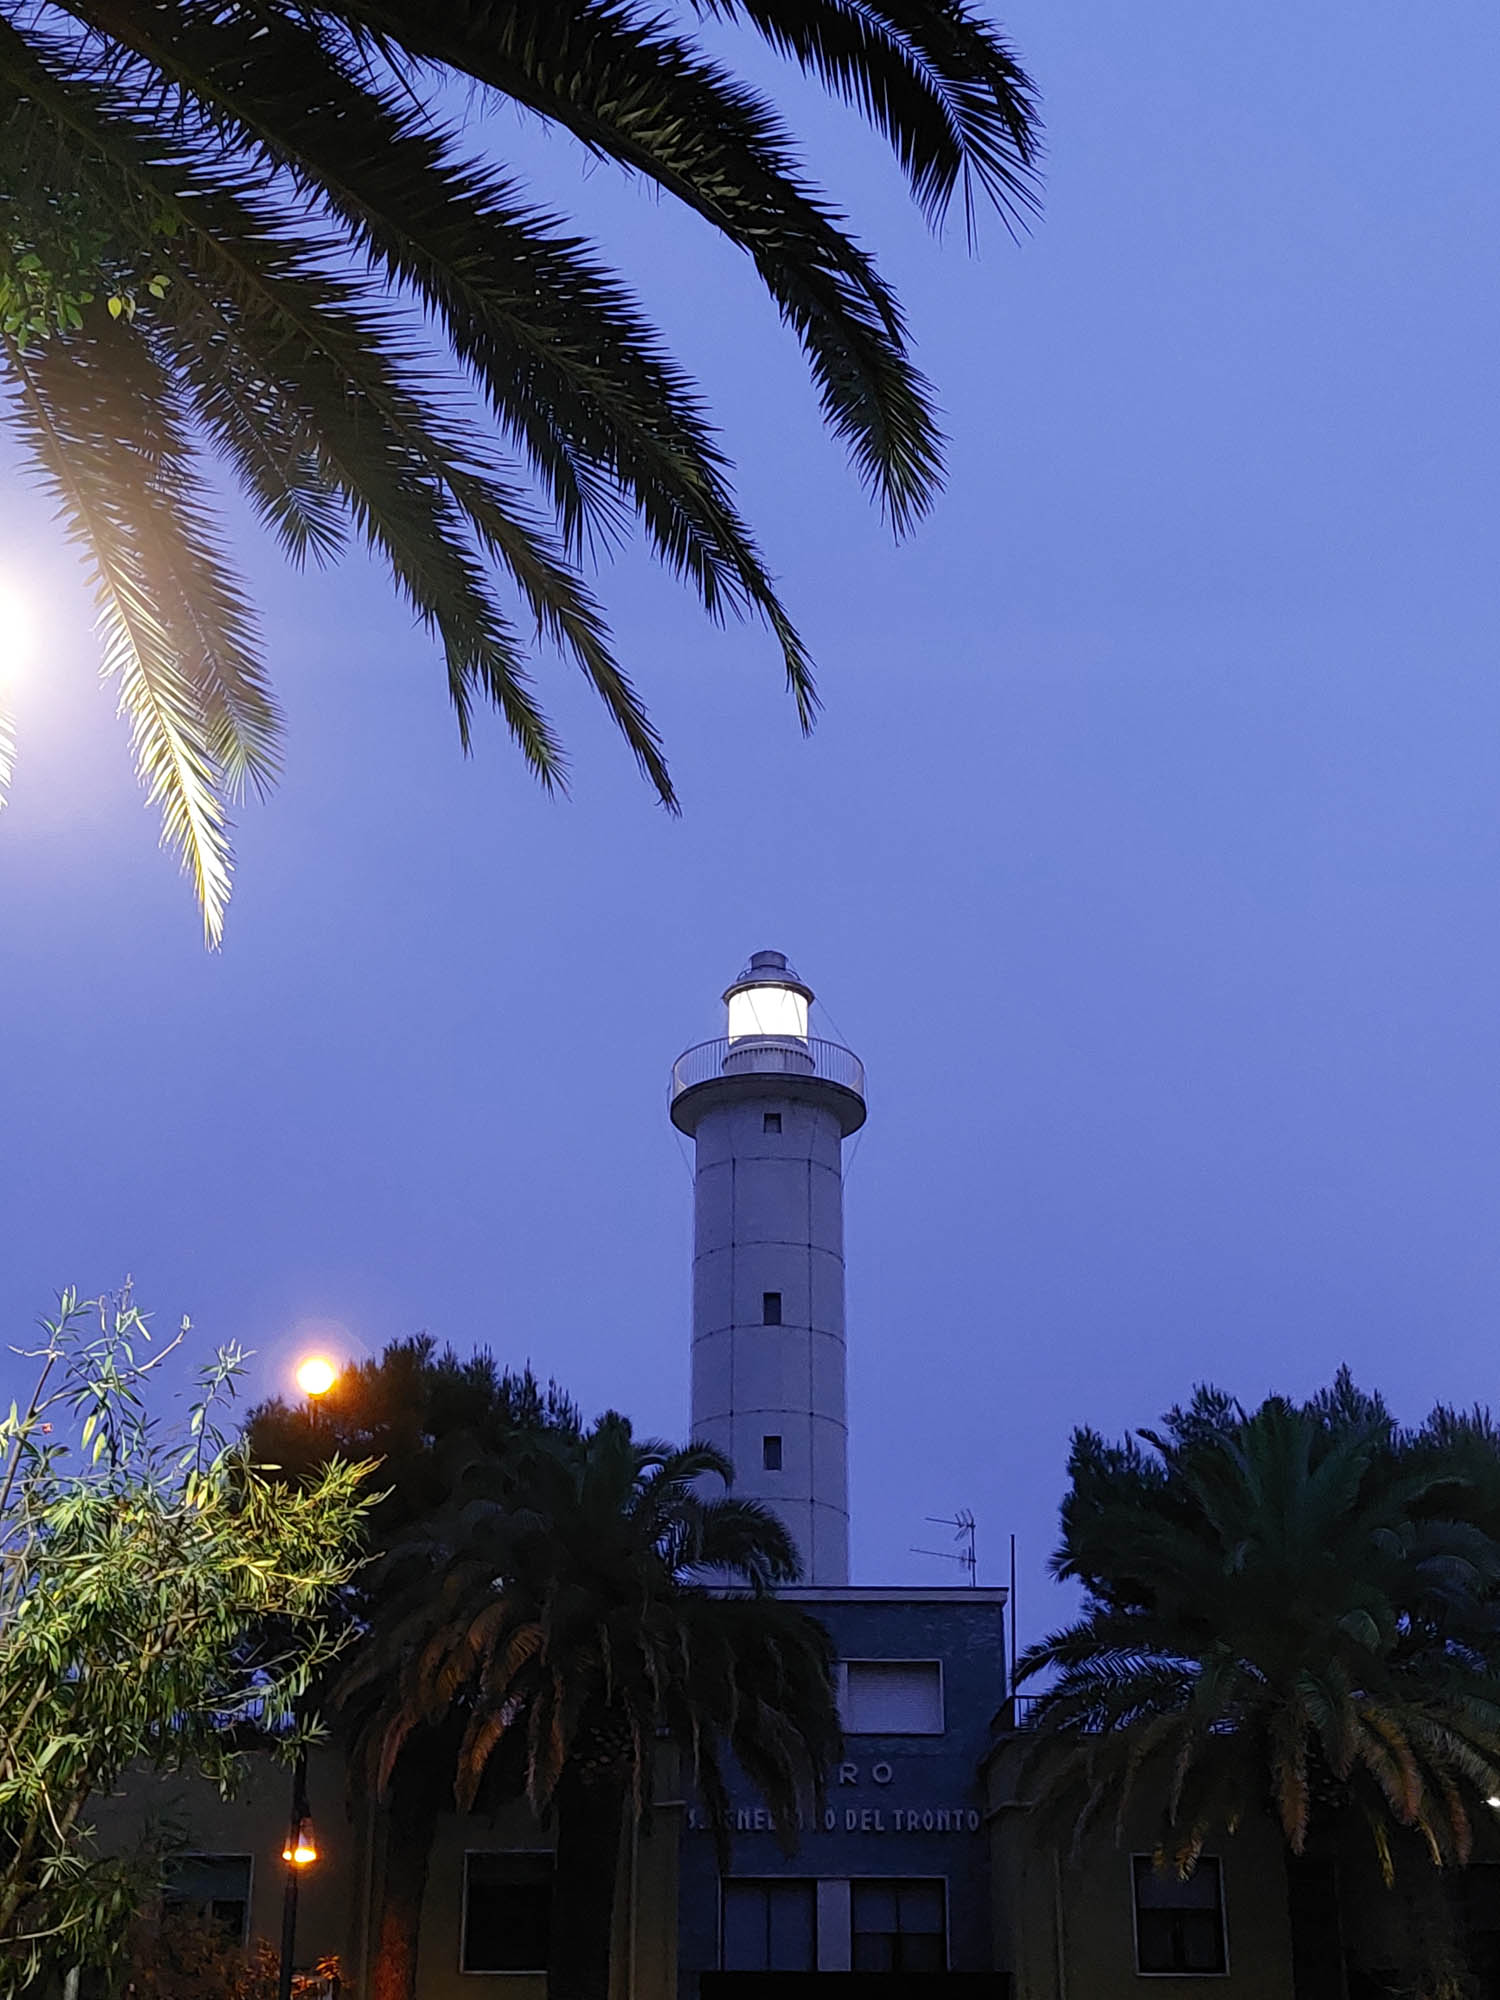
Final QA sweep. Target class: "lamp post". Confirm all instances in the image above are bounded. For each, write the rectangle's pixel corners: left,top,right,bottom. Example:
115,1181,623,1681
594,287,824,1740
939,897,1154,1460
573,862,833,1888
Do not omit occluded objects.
277,1354,338,2000
277,1746,318,2000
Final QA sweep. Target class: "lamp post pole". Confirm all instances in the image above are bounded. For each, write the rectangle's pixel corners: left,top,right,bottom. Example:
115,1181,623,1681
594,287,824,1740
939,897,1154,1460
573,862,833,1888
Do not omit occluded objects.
278,1354,337,2000
277,1745,310,2000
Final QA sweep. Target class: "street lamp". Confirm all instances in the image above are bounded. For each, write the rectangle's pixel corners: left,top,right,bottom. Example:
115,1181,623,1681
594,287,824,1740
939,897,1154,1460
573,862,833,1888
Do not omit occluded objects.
283,1813,319,1868
278,1355,336,2000
277,1747,318,2000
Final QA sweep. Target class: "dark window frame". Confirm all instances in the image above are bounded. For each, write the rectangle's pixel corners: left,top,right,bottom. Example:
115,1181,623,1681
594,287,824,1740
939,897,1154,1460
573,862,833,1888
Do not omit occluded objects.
762,1292,782,1326
841,1658,946,1736
763,1112,782,1133
161,1852,253,1949
849,1875,949,1974
461,1849,553,1975
1131,1854,1229,1978
762,1434,783,1471
720,1876,819,1972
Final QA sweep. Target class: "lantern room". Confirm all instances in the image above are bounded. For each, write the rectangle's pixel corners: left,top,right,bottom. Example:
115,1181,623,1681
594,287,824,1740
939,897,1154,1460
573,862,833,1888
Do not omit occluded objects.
723,948,814,1042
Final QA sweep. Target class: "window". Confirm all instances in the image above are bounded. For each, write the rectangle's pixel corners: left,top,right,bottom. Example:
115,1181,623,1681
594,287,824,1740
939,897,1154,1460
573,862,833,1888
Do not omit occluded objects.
851,1880,946,1973
722,1879,817,1971
763,1112,782,1133
1458,1863,1500,1988
463,1852,553,1973
1133,1856,1227,1975
163,1854,252,1946
843,1660,944,1735
762,1291,782,1325
762,1434,783,1471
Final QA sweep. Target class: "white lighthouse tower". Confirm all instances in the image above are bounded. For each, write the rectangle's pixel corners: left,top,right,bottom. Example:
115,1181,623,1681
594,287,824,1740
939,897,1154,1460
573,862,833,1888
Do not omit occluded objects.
670,950,866,1585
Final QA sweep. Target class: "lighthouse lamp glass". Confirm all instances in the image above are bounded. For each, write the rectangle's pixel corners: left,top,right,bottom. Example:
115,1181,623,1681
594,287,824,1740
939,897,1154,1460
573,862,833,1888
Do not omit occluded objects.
727,985,808,1042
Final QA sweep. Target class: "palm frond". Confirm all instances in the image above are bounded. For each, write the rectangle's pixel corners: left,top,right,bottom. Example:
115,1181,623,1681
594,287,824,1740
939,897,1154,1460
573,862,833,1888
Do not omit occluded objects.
60,0,817,712
1,322,250,942
690,0,1040,234
343,0,946,532
1,0,1042,933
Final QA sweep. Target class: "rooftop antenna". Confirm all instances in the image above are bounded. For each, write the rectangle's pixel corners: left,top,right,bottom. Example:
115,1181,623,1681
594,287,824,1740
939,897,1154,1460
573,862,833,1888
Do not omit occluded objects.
911,1508,977,1586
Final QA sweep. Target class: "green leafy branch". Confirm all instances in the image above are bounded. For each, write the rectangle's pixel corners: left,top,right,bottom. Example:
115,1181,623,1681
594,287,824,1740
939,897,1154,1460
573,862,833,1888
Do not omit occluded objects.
0,1289,374,1993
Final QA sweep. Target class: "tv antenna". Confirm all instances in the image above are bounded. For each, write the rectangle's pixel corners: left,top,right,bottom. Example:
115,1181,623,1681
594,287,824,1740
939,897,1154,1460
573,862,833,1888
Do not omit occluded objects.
911,1508,977,1586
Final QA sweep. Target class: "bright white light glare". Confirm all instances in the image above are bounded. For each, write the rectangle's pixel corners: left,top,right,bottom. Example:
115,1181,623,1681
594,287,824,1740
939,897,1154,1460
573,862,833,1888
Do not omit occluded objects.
727,984,809,1042
0,580,33,682
1488,1796,1500,1810
294,1354,339,1398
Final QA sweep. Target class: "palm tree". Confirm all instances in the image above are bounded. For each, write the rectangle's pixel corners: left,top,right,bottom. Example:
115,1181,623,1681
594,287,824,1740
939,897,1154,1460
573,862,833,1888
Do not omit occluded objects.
339,1412,842,2000
245,1337,586,2000
1018,1374,1500,1998
0,1,1040,941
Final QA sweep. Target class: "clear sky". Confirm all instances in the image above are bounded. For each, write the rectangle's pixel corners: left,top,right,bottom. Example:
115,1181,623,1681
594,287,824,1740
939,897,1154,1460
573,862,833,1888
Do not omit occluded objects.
1,3,1497,1644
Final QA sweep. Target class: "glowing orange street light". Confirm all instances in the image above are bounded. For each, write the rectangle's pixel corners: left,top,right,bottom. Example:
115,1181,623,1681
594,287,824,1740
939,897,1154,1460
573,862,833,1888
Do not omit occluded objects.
294,1354,338,1399
278,1749,316,2000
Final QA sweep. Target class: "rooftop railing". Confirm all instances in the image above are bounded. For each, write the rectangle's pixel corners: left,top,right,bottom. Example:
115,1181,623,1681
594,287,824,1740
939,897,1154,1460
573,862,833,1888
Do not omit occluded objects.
670,1036,865,1104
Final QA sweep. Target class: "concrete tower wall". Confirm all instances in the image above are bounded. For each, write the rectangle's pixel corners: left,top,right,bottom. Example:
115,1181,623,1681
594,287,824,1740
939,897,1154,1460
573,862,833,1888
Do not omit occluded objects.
690,1089,850,1584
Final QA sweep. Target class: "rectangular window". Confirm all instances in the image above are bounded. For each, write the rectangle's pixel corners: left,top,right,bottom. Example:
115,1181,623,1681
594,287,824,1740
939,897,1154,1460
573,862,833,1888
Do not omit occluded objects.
762,1291,782,1325
162,1854,252,1947
850,1879,947,1973
463,1852,553,1973
722,1879,817,1971
1459,1863,1500,1990
843,1660,944,1735
762,1434,783,1471
763,1112,782,1133
1133,1855,1227,1975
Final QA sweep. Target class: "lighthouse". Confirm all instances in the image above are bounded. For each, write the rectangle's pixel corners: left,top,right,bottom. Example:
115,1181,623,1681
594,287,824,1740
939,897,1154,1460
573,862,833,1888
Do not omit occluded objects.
670,950,866,1585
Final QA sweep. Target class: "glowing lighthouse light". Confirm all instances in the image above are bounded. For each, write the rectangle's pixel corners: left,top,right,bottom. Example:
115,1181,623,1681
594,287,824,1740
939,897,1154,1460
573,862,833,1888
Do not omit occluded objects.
725,950,812,1042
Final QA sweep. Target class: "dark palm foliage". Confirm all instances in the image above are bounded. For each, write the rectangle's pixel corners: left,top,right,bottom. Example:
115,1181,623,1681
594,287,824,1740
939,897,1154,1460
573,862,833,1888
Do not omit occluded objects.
339,1413,841,2000
0,0,1040,941
247,1332,583,1547
1019,1374,1500,1889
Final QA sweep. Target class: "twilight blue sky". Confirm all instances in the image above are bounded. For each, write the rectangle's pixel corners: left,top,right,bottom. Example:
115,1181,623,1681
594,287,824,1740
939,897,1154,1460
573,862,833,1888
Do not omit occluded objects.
1,3,1498,1643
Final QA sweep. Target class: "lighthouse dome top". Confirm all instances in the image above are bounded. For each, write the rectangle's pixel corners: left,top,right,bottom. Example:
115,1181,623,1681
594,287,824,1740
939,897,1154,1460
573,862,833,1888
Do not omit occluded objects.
725,947,814,1000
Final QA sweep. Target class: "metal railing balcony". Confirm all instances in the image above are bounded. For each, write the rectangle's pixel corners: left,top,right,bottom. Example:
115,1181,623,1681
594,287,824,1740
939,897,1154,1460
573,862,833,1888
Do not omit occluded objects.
670,1036,865,1104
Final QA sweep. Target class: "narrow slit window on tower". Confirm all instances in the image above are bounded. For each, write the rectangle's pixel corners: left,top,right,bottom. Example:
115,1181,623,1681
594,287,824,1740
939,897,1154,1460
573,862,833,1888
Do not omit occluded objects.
762,1434,783,1471
762,1291,782,1325
763,1112,782,1134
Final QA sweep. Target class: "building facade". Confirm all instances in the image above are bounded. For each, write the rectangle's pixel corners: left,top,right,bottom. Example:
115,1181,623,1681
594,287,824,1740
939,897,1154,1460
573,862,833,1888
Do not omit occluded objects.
677,1588,1008,1996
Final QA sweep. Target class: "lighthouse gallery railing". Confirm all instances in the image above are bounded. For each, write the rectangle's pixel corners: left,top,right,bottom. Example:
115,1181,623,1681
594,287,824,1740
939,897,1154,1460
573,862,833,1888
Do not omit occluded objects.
670,1037,865,1103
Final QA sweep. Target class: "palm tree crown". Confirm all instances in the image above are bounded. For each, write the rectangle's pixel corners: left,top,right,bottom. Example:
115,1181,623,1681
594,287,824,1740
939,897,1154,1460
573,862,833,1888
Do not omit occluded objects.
1020,1374,1500,1879
0,0,1040,939
340,1411,840,2000
344,1411,838,1828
